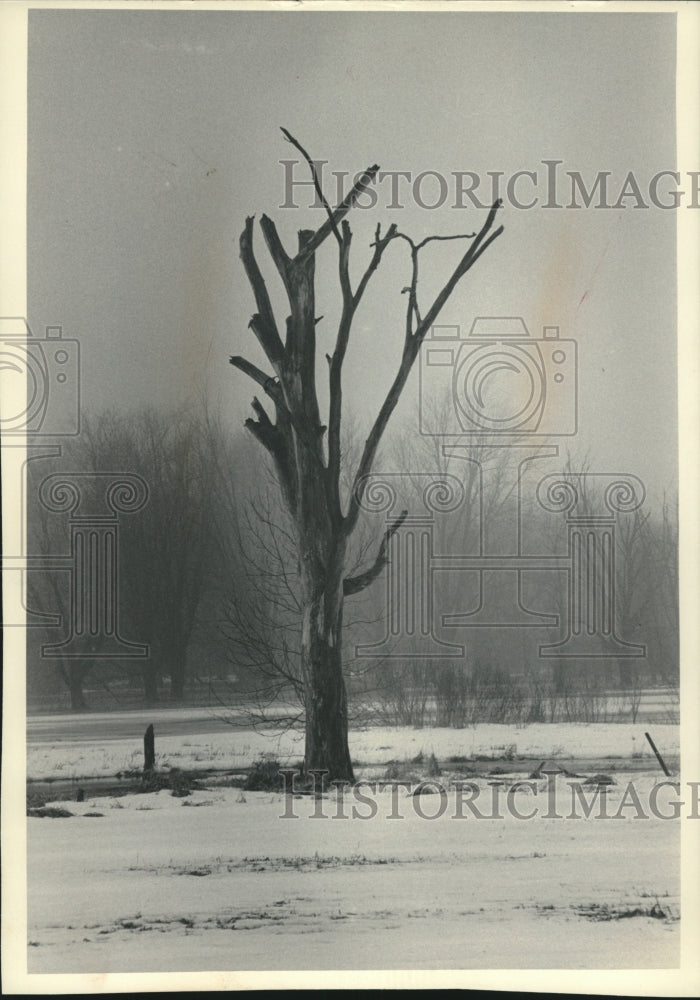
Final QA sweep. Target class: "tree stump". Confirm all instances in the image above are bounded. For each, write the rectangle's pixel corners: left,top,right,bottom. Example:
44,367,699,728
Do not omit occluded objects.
144,723,155,774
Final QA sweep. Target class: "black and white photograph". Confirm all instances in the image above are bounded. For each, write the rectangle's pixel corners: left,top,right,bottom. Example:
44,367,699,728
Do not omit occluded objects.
1,0,699,993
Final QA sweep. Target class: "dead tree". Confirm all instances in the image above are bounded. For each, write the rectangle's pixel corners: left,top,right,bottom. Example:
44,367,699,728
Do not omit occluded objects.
230,130,503,782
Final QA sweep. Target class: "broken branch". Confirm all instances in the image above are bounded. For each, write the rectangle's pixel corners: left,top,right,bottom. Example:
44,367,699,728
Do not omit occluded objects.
343,509,408,595
285,129,380,262
229,355,283,403
281,127,343,247
239,217,285,366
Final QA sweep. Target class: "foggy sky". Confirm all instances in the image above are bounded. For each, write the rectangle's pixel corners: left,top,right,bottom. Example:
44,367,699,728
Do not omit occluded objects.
27,9,678,501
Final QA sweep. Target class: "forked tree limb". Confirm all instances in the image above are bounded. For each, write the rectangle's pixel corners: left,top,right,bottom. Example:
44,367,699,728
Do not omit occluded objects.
353,222,399,310
235,133,504,548
344,198,504,532
392,229,479,338
415,199,503,340
327,220,398,516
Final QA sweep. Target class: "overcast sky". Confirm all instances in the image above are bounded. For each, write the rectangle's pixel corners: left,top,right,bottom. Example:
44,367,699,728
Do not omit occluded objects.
27,9,678,499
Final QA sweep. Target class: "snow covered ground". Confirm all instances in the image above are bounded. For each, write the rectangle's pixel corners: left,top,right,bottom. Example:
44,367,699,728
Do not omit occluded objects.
27,776,680,974
27,720,680,782
23,721,683,976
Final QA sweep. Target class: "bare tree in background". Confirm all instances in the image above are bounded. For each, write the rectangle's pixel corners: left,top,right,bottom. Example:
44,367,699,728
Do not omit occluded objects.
230,130,503,781
363,391,528,726
75,407,219,704
646,495,679,717
529,455,680,720
217,474,306,725
26,453,93,710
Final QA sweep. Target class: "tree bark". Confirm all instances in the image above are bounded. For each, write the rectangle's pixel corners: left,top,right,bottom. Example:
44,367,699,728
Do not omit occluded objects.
299,540,354,783
144,723,155,773
302,595,354,782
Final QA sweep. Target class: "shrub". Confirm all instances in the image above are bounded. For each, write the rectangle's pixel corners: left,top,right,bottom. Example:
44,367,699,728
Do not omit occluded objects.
140,770,170,793
427,753,441,777
169,768,193,798
140,768,194,797
382,760,419,783
244,756,285,791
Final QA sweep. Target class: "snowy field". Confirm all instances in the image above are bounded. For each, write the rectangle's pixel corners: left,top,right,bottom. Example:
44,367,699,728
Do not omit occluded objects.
23,721,683,975
27,719,680,782
28,778,681,974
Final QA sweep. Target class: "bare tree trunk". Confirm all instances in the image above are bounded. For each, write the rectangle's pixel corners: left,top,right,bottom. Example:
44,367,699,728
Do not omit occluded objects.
302,603,353,781
232,131,503,784
300,541,354,782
